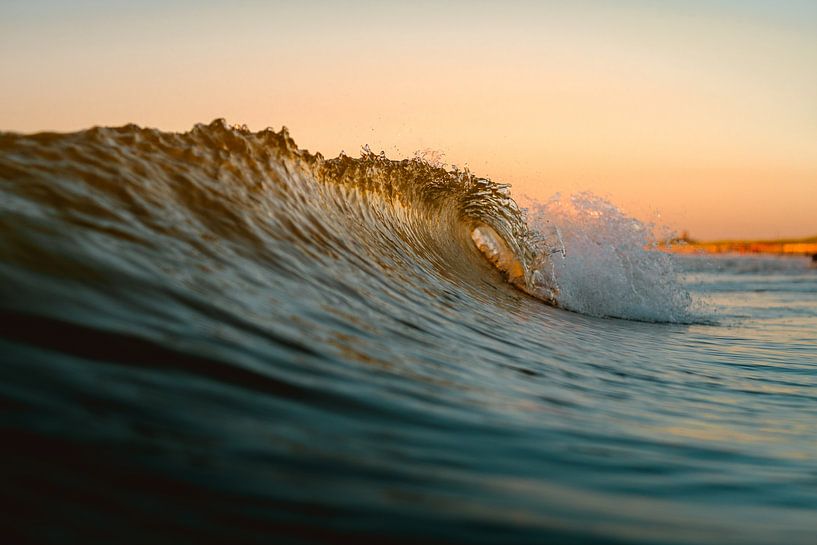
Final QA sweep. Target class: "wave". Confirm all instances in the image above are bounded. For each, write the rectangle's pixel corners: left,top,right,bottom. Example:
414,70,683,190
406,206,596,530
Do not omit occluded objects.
12,120,815,545
0,119,692,323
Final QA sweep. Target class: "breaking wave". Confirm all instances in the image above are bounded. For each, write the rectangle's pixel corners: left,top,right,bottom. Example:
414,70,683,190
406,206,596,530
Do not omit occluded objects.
0,119,692,324
5,120,817,545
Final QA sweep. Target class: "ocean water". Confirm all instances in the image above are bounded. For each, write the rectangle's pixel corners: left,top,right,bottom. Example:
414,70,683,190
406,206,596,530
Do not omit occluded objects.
1,121,816,544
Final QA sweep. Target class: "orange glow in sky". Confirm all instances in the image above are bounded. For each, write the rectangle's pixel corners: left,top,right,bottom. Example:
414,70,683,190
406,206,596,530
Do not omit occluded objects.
2,1,815,240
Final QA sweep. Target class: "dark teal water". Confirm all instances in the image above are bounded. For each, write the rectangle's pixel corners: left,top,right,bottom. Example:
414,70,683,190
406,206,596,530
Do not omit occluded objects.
2,122,816,544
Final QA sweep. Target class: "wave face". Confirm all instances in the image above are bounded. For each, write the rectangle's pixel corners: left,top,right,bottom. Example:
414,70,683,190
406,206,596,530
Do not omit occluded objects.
2,121,817,545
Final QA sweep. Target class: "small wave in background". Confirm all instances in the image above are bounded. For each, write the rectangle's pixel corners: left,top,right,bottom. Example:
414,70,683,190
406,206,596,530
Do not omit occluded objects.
1,121,816,545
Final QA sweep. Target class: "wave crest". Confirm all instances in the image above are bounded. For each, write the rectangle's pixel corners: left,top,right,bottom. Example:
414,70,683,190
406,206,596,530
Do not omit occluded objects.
0,119,692,322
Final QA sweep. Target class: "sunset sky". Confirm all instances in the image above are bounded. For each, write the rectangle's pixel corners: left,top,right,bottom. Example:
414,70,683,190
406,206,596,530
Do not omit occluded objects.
2,0,815,240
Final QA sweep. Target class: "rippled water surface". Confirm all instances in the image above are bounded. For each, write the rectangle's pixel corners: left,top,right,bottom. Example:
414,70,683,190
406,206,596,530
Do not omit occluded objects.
1,123,816,544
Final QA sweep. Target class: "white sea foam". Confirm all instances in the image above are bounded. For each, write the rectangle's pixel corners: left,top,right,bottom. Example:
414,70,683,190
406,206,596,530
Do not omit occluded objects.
521,192,695,322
